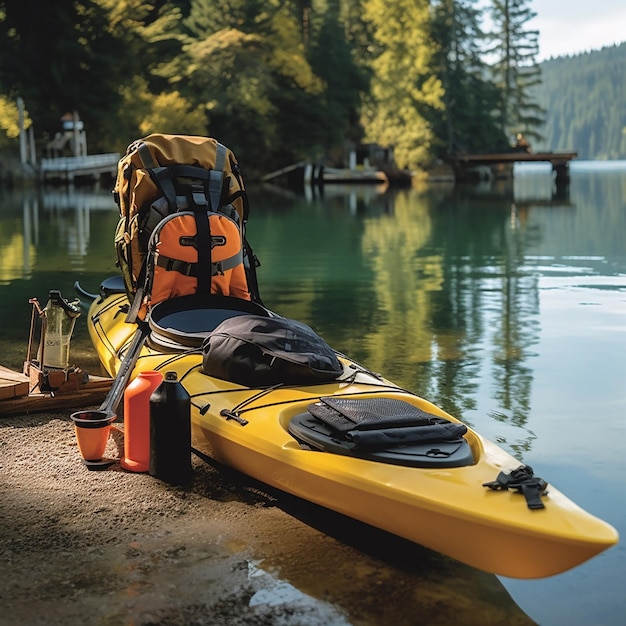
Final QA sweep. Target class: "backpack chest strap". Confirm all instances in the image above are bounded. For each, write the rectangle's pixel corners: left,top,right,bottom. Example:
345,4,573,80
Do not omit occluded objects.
155,250,244,277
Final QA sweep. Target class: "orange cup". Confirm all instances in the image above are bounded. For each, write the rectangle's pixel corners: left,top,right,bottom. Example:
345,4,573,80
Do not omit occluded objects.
70,410,116,462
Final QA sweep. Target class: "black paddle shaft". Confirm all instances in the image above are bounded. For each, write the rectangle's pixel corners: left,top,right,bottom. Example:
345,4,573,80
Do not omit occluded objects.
97,322,150,418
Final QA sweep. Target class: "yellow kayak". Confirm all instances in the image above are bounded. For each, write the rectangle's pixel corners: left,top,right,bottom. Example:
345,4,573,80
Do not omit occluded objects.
86,278,618,579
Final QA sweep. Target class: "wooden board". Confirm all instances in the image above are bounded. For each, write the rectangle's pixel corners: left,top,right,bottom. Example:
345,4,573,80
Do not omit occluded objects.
0,366,30,400
0,364,113,416
0,386,112,416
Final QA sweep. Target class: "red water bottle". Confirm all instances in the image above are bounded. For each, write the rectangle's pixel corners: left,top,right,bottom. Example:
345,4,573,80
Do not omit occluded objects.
121,370,163,472
149,371,192,485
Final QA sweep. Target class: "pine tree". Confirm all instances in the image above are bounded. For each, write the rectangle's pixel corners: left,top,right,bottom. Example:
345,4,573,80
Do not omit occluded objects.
431,0,509,154
306,0,370,151
486,0,544,145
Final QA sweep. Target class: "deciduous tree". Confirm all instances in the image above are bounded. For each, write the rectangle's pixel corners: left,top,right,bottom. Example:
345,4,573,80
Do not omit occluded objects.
362,0,444,169
0,0,133,152
176,0,325,167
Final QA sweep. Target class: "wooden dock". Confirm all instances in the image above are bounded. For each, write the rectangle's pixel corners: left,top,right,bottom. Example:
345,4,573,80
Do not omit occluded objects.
451,151,578,186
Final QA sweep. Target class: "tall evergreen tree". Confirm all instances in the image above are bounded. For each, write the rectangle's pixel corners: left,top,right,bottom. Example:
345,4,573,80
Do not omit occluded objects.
431,0,508,154
306,0,370,154
486,0,544,144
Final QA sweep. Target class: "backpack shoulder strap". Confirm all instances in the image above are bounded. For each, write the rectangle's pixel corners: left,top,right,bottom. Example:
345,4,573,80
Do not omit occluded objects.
208,142,227,211
152,167,178,212
137,141,158,169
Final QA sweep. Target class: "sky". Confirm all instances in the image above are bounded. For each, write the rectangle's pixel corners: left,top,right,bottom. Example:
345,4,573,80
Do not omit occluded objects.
529,0,626,60
477,0,626,61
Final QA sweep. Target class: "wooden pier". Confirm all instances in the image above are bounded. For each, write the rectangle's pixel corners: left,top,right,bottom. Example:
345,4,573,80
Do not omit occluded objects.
451,151,578,187
40,153,120,184
17,107,120,184
262,160,389,187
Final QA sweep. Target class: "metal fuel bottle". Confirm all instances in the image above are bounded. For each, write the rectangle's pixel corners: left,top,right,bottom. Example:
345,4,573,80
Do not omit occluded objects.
149,371,192,485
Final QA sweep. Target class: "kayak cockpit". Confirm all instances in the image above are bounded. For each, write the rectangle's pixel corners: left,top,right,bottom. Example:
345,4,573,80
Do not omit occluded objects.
147,293,273,351
88,276,274,353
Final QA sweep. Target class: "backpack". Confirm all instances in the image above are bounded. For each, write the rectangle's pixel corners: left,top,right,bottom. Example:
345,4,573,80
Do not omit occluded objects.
113,134,261,321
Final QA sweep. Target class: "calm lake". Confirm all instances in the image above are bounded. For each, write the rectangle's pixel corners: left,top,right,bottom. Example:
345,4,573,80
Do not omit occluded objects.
0,161,624,625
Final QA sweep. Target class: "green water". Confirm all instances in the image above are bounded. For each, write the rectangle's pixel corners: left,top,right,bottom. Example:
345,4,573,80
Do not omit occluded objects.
0,163,624,625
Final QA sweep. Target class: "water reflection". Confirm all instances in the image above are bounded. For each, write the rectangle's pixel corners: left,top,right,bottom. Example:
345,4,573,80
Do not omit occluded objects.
2,167,624,458
0,176,576,455
0,187,119,370
0,187,117,282
253,182,543,456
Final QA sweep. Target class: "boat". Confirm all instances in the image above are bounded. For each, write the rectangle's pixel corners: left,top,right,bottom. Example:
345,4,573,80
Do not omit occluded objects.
83,276,618,579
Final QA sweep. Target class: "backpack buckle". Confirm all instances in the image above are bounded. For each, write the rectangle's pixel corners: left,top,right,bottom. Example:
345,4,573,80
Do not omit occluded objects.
189,184,208,209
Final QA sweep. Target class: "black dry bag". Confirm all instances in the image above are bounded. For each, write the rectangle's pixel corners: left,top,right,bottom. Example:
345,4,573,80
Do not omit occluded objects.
201,314,343,387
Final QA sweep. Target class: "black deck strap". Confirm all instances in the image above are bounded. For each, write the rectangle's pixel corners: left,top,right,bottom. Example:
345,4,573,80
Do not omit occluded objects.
483,465,548,510
189,186,211,294
317,396,441,430
211,249,244,275
156,256,196,276
346,422,468,449
167,164,211,181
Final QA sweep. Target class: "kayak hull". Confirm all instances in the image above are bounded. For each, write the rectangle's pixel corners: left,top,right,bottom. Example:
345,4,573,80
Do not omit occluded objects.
87,290,618,579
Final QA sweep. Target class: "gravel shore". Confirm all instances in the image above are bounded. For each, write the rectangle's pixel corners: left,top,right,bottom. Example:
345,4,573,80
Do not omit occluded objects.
0,411,535,626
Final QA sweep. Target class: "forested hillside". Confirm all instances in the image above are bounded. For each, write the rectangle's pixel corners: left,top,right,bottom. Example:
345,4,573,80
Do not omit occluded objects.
5,2,621,168
0,0,543,175
533,43,626,160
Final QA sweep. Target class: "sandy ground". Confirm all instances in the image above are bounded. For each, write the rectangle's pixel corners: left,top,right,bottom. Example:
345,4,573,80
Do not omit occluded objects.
0,411,536,626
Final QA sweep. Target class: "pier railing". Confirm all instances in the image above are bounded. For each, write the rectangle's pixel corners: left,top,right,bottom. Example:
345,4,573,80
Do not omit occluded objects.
40,153,119,183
